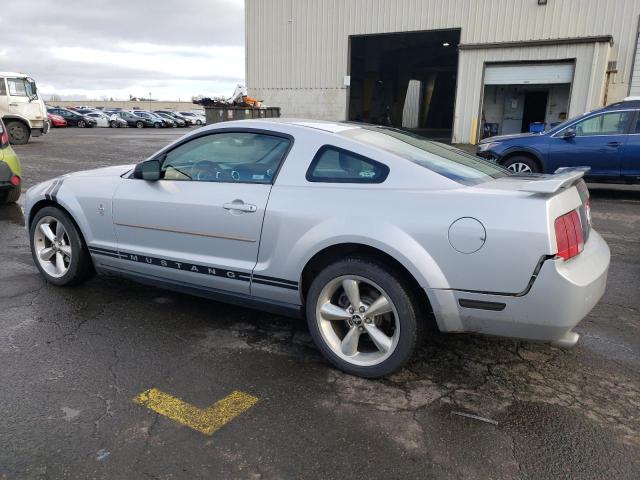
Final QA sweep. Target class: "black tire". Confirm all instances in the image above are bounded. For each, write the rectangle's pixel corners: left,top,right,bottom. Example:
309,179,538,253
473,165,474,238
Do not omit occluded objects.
5,120,30,145
77,120,86,128
196,120,203,126
154,122,161,129
305,256,423,378
136,121,144,129
110,120,117,128
1,185,20,204
502,155,540,174
29,206,95,286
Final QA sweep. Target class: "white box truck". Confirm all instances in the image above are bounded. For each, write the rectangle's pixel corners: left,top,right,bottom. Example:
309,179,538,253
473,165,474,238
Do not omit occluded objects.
0,72,49,144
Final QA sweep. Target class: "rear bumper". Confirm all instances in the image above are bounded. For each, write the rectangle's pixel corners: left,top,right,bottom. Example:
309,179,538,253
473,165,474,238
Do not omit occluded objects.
427,230,610,345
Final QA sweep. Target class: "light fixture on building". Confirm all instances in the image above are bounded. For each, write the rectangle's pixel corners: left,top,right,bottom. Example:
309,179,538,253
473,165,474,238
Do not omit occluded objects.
442,42,450,47
538,0,547,5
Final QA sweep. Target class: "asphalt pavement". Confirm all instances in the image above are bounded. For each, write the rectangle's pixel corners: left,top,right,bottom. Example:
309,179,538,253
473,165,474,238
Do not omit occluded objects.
1,127,639,479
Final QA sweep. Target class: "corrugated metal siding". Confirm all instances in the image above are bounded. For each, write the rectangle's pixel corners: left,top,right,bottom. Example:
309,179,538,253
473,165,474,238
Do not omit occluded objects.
631,29,640,96
247,0,640,90
246,0,640,141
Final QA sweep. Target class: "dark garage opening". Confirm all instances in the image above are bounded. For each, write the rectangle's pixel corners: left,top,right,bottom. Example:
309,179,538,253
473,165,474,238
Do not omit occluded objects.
348,29,460,141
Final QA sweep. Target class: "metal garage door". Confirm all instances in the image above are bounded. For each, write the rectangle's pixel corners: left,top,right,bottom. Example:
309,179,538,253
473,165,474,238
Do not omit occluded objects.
630,31,640,96
484,63,574,85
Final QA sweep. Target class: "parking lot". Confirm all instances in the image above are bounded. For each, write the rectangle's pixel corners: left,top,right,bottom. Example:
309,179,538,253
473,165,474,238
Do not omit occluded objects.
1,128,639,479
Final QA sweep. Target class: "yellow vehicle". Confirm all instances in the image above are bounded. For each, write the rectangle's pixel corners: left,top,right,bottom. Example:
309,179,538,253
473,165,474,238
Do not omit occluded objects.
0,119,22,203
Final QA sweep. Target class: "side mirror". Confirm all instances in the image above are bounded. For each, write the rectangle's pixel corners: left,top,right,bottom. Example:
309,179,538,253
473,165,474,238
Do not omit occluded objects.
562,128,576,139
133,160,161,181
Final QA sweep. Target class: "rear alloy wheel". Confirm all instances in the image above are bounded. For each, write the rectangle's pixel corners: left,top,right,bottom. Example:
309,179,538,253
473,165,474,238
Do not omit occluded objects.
136,121,144,129
503,155,539,174
77,120,86,128
306,257,422,378
5,120,30,145
30,207,94,286
110,120,117,128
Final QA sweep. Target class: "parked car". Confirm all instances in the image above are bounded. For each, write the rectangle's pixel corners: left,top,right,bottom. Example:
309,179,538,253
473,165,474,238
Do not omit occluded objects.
179,111,206,126
47,113,67,128
47,108,97,128
130,111,165,128
477,99,640,183
154,111,184,127
0,119,22,203
84,112,111,128
154,110,189,126
24,120,610,378
110,111,155,128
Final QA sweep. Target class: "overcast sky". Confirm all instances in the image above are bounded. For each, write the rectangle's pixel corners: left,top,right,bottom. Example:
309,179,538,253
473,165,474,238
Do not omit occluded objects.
0,0,245,101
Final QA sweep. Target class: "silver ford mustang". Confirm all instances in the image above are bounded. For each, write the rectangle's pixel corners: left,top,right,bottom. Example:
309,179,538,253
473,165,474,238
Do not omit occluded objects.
25,119,610,377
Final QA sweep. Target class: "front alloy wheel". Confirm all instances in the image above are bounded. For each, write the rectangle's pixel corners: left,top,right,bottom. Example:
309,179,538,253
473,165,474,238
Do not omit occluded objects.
33,216,73,278
30,206,94,286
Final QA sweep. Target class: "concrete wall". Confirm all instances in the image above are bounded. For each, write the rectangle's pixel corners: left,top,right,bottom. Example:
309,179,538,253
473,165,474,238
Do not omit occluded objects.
246,0,640,143
47,100,204,112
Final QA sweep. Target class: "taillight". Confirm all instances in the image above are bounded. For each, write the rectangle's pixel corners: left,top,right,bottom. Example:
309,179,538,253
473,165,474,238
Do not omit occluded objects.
554,210,584,261
10,175,20,186
0,128,7,147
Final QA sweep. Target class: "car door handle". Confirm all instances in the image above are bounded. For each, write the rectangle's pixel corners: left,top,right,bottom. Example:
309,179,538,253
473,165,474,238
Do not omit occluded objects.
9,103,18,107
223,202,257,213
607,141,622,147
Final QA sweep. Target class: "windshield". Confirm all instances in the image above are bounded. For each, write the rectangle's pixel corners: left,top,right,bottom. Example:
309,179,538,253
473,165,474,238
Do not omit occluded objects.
339,126,508,185
544,111,592,134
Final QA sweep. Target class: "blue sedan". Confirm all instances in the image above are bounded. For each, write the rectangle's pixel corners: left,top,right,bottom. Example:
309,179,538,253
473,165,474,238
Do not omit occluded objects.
477,99,640,183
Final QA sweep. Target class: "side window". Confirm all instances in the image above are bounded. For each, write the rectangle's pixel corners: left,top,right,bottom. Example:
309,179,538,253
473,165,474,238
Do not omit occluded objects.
572,112,631,137
0,79,6,96
306,146,389,183
7,78,27,96
634,112,640,133
161,132,291,184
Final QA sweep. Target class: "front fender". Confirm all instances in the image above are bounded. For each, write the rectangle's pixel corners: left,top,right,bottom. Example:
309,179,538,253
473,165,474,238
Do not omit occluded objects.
2,114,33,130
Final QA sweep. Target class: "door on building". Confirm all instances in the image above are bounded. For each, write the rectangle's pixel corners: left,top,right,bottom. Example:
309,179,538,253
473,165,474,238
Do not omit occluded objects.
521,91,549,132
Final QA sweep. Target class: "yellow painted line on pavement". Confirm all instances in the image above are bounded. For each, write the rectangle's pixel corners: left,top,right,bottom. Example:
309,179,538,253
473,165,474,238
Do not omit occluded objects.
134,388,258,436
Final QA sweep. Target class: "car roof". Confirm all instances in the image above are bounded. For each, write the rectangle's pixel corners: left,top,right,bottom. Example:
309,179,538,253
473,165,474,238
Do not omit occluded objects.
601,99,640,111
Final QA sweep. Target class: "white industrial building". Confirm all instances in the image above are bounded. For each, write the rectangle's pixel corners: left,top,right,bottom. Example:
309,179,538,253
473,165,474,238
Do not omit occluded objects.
245,0,640,144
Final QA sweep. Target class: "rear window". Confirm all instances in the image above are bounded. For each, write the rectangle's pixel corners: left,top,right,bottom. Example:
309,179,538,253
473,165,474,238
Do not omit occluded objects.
339,126,508,185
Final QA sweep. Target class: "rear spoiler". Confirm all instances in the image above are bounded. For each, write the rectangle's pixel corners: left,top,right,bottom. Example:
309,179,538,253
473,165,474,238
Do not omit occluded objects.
516,167,590,194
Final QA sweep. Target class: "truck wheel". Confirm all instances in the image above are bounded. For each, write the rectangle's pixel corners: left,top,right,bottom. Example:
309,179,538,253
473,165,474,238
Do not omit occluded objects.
6,121,30,145
502,156,540,174
305,256,423,378
2,185,21,204
29,206,95,286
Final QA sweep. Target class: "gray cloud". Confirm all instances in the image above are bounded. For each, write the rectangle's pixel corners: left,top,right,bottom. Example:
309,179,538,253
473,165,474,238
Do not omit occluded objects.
0,0,245,99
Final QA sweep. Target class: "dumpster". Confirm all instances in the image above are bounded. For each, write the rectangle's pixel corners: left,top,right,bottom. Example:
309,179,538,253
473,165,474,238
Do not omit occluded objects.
204,107,281,125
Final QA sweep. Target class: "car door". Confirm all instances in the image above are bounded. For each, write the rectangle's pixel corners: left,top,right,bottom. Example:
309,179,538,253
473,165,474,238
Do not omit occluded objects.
111,130,292,295
621,110,640,180
547,110,632,178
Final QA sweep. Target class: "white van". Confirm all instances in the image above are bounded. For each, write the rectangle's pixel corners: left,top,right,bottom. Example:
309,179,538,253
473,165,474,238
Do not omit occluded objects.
0,72,49,144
